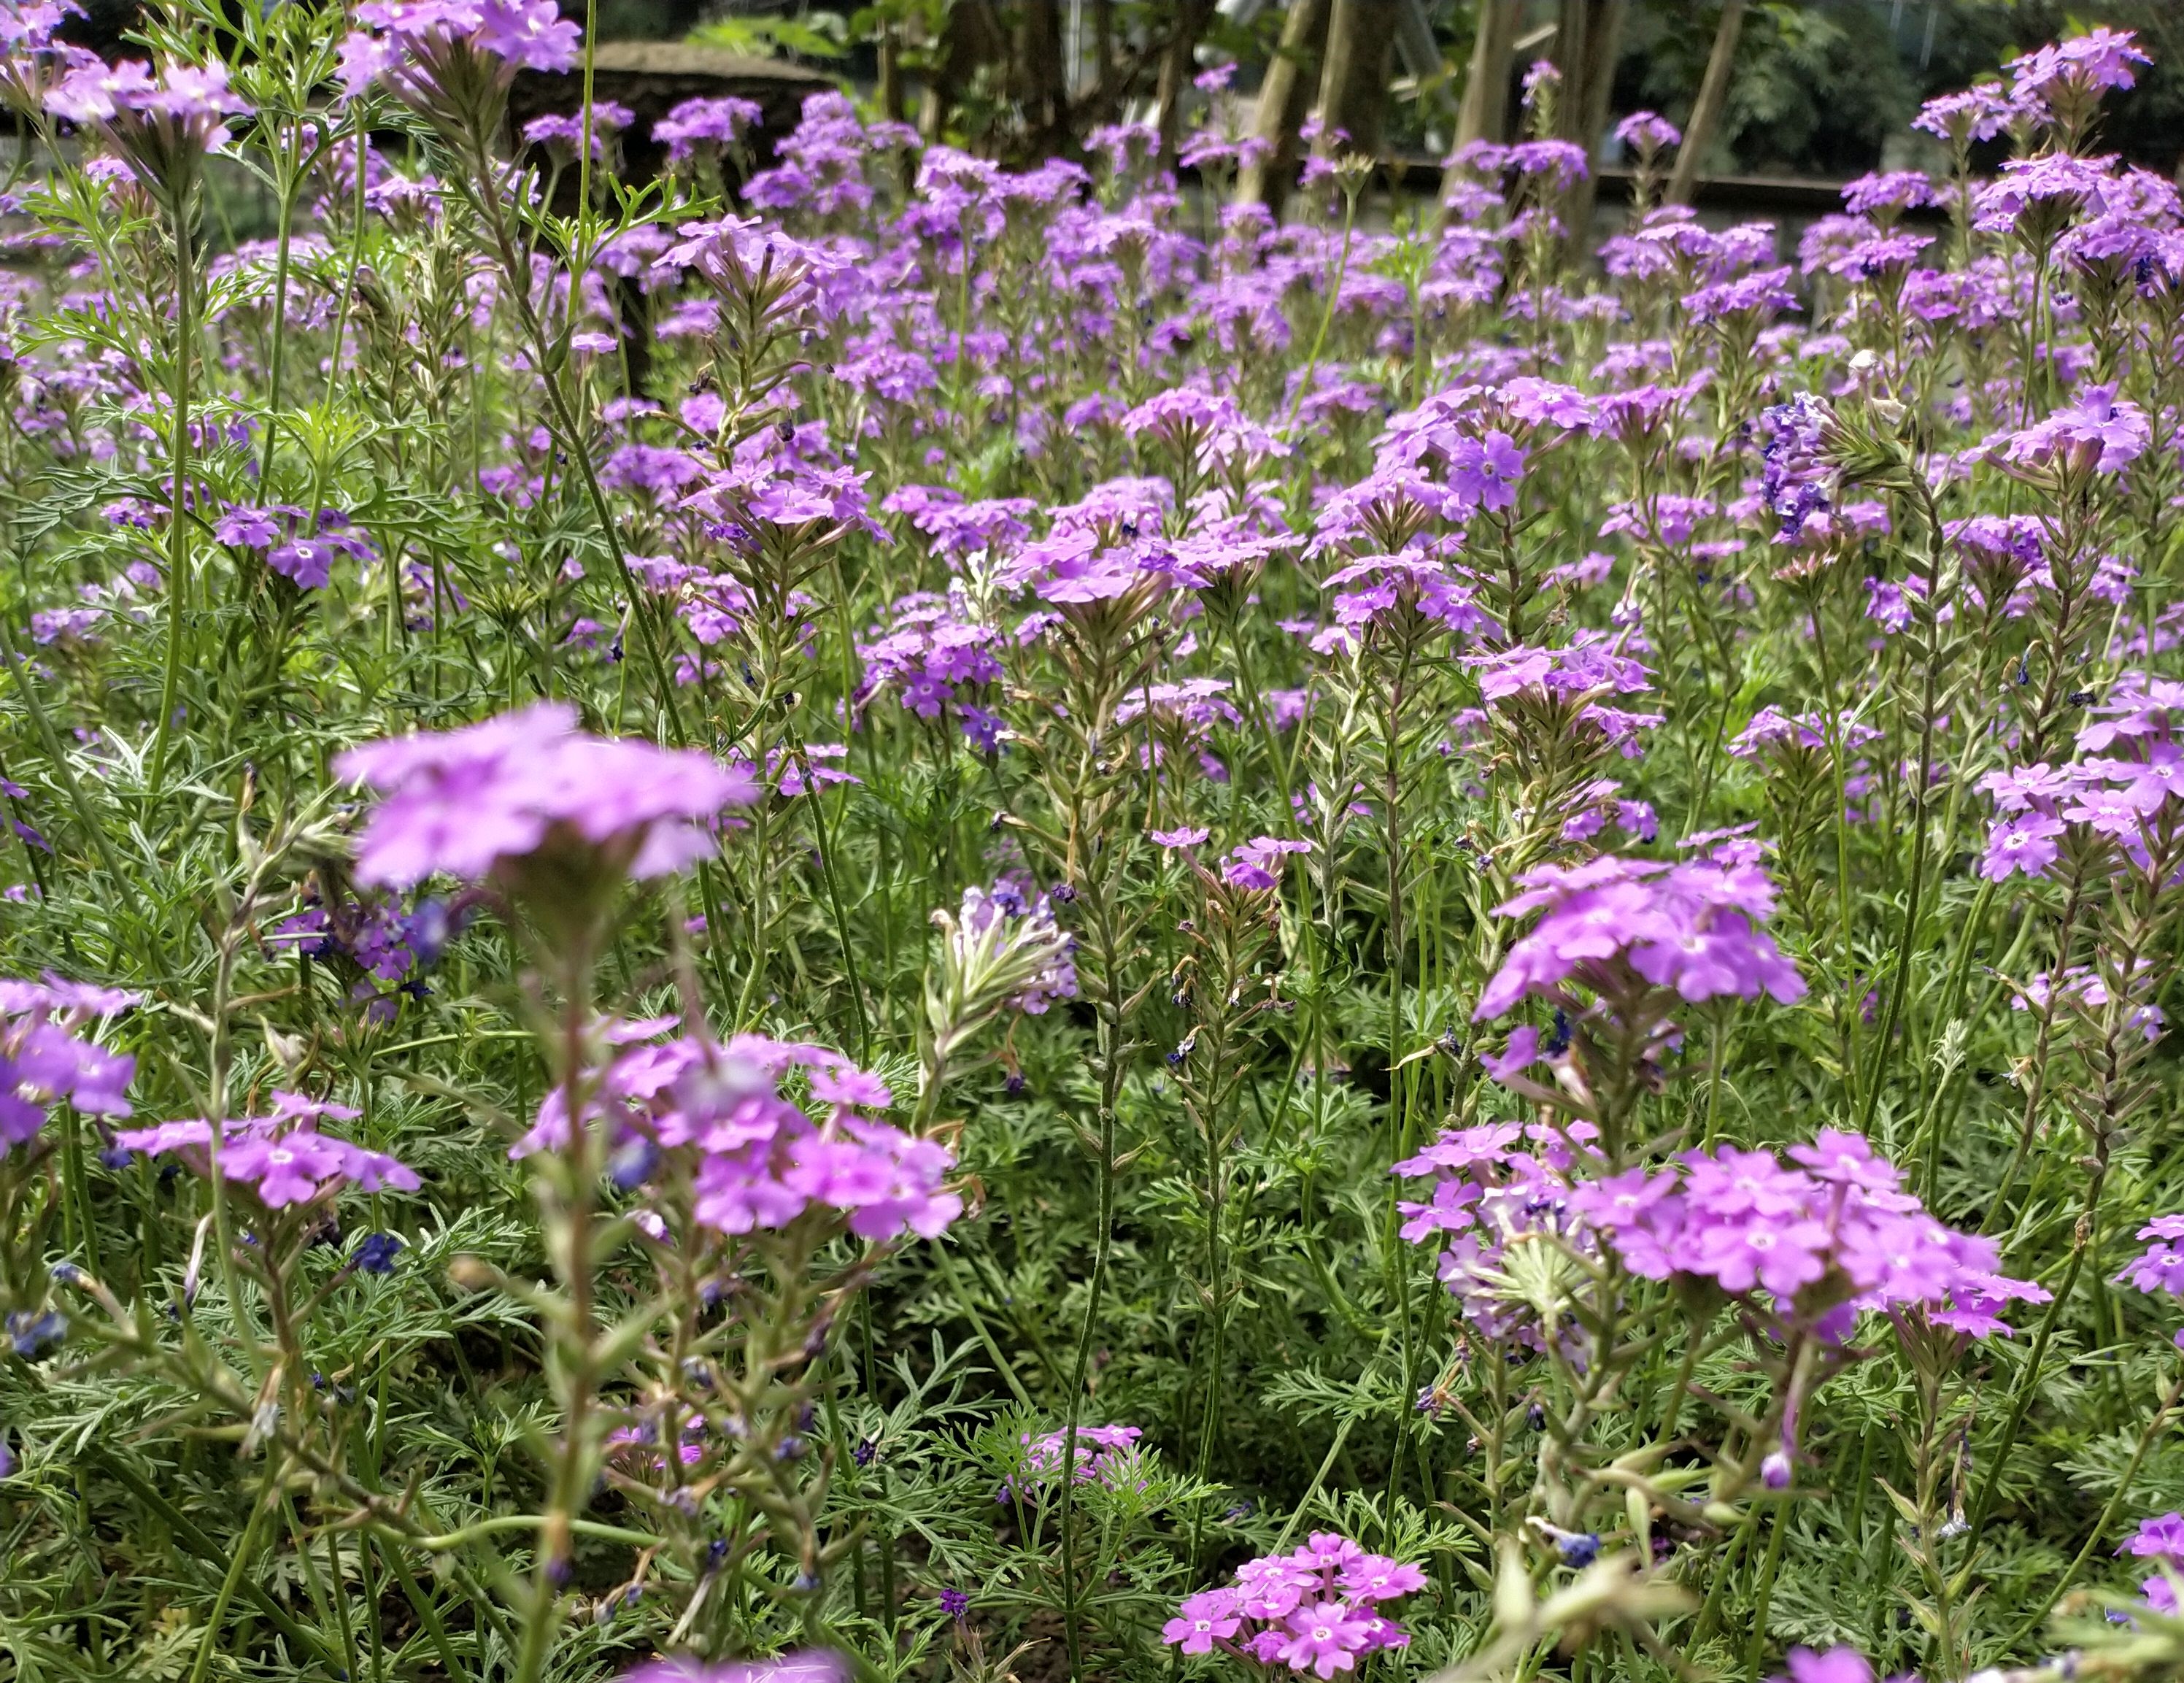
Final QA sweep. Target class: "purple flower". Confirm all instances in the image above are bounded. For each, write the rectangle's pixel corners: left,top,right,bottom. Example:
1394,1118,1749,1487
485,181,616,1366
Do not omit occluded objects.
1164,1536,1418,1674
45,56,251,177
1162,1589,1242,1655
2002,383,2151,477
342,0,582,102
1776,1648,1875,1683
1447,431,1526,512
117,1094,419,1209
622,1655,847,1683
1980,813,2065,881
937,1587,969,1621
353,1231,404,1274
0,976,139,1150
1220,836,1313,892
336,703,758,890
654,95,761,163
1474,855,1806,1022
1613,110,1680,155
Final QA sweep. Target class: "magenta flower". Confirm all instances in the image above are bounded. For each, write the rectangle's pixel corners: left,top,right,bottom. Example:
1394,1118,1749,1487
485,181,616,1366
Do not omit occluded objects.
1776,1648,1875,1683
0,975,138,1149
336,703,757,890
1276,1601,1379,1679
2002,383,2151,477
1980,813,2065,881
45,55,251,186
1473,855,1805,1022
117,1094,418,1209
1220,836,1313,891
1162,1589,1242,1655
517,1027,960,1244
1164,1535,1419,1674
340,0,580,104
1446,431,1526,512
622,1655,846,1683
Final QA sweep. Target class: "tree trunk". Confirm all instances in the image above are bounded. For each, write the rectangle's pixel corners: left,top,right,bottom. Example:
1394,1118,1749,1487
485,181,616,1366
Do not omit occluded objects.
1560,0,1627,244
1453,0,1519,150
1018,0,1069,159
1154,0,1220,169
1237,0,1332,212
1667,0,1745,206
1315,0,1399,160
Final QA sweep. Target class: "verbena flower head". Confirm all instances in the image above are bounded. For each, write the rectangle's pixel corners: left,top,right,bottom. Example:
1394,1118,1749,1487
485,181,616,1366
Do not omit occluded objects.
1567,1131,2047,1337
336,702,757,896
1000,1422,1142,1501
339,0,579,120
1999,382,2151,480
1219,836,1313,891
1163,1535,1421,1676
520,1026,960,1242
926,879,1078,1071
655,95,761,165
117,1093,419,1209
1613,110,1680,159
45,56,252,191
1474,855,1806,1022
1392,1120,1599,1348
623,1655,847,1683
0,975,137,1149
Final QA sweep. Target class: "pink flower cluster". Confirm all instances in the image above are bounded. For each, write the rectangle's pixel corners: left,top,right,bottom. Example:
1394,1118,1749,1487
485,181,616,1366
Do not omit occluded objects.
2116,1214,2184,1349
340,0,580,95
1978,679,2184,881
1572,1131,2046,1336
0,975,137,1149
336,702,757,888
999,1423,1142,1501
517,1027,961,1244
1473,855,1806,1022
1162,1533,1422,1679
117,1093,420,1209
1393,1120,1597,1347
2123,1512,2184,1614
625,1655,844,1683
1397,1127,2044,1341
45,56,251,156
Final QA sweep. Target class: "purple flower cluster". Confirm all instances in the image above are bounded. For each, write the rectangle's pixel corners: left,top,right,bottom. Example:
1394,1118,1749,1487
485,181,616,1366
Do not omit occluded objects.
625,1655,844,1683
266,893,455,1023
0,975,137,1149
336,703,757,889
653,96,761,165
45,56,251,175
2123,1513,2184,1614
1219,835,1313,891
1393,1120,1597,1347
340,0,581,97
1162,1533,1421,1678
213,504,378,590
854,591,1004,743
1473,855,1806,1022
1977,680,2184,881
118,1093,420,1209
944,880,1078,1016
999,1422,1141,1501
517,1026,960,1244
1571,1131,2046,1336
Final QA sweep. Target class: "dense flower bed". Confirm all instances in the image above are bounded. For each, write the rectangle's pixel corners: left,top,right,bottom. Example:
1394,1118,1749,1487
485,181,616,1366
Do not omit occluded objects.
0,4,2181,1682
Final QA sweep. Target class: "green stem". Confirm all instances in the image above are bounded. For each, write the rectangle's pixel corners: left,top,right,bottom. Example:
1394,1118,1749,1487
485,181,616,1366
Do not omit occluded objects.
185,1463,278,1683
148,188,196,798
